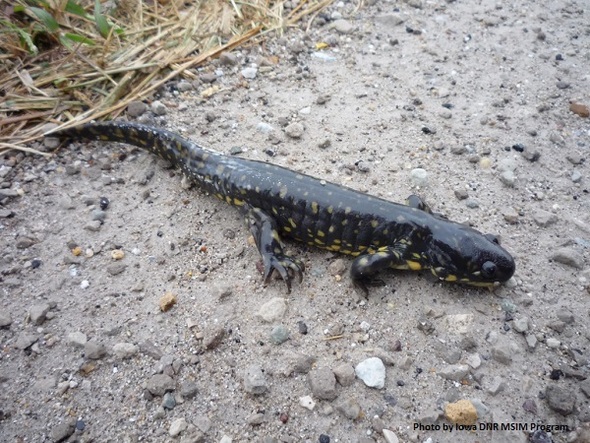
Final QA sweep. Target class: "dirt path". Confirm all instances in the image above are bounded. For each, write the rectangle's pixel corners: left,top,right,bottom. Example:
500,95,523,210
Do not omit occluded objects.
2,1,590,442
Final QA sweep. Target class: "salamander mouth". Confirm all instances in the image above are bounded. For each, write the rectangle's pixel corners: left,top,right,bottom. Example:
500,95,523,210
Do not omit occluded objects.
429,267,503,287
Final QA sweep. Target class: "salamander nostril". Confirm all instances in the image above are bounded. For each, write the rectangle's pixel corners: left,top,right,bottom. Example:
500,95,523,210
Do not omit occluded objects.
485,234,500,245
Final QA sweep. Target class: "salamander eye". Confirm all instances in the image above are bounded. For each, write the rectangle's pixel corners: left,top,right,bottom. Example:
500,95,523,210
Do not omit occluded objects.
481,261,497,279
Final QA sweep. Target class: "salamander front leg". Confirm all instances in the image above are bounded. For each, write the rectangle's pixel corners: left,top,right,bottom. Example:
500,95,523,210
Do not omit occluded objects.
350,246,407,296
243,205,304,293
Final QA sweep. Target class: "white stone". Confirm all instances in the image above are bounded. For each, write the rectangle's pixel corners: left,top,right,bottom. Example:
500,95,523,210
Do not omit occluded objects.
168,418,187,437
355,357,386,389
383,429,400,443
299,395,316,410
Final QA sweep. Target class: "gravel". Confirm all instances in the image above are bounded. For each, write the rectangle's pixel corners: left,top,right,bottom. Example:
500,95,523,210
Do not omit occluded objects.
3,0,590,441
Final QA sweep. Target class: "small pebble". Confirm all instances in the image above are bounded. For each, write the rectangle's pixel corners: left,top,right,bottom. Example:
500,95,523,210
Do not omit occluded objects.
308,367,337,400
487,376,506,396
336,397,361,420
454,189,469,200
438,364,469,381
571,170,583,183
513,317,529,333
550,247,584,269
333,363,356,387
169,418,187,437
285,122,305,139
297,321,308,335
161,392,176,410
570,102,590,118
29,303,51,325
203,326,226,350
146,374,175,396
243,365,267,395
99,197,109,210
106,263,126,276
545,384,575,415
159,292,177,312
180,381,198,399
111,249,125,260
555,80,570,89
299,395,316,410
355,357,386,389
257,297,286,323
444,399,478,425
84,341,107,359
51,420,76,442
150,100,168,116
491,339,518,365
14,333,38,350
382,429,400,443
0,312,12,328
410,168,428,187
241,67,258,79
270,324,290,344
112,342,138,359
127,101,147,117
219,52,238,66
332,19,354,34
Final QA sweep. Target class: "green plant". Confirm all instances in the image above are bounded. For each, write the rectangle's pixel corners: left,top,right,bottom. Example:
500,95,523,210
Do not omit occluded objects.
2,0,124,55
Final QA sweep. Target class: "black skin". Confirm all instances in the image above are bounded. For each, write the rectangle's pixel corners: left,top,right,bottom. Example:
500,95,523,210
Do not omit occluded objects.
49,122,516,294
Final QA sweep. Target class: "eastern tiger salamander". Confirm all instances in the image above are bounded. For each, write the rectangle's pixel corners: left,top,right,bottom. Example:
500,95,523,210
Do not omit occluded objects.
50,121,515,293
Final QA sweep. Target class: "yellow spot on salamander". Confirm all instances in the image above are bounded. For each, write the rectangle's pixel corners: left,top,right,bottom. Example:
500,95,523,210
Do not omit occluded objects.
345,206,352,214
272,207,278,215
225,196,232,204
445,274,458,282
314,238,325,245
279,186,288,198
406,260,422,271
288,218,297,228
327,206,334,214
311,202,319,214
233,198,244,206
283,226,292,233
357,257,369,267
328,225,335,233
317,230,325,238
371,220,379,228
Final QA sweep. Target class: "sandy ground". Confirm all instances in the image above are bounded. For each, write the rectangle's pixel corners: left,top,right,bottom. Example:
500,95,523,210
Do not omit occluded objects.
2,0,590,442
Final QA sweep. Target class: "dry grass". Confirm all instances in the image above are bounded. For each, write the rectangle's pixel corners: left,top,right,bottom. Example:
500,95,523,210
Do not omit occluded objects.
0,0,336,155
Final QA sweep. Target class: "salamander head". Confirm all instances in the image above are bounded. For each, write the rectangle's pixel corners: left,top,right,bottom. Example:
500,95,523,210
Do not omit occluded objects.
427,225,515,287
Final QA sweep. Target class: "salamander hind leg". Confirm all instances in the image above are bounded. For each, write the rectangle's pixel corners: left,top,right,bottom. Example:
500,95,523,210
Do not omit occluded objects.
350,246,407,296
243,205,304,293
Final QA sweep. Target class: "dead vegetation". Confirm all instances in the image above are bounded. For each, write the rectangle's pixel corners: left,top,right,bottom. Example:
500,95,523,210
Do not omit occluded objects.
0,0,335,154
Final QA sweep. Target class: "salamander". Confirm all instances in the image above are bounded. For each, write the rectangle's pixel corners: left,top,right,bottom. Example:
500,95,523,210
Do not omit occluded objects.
49,121,515,293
